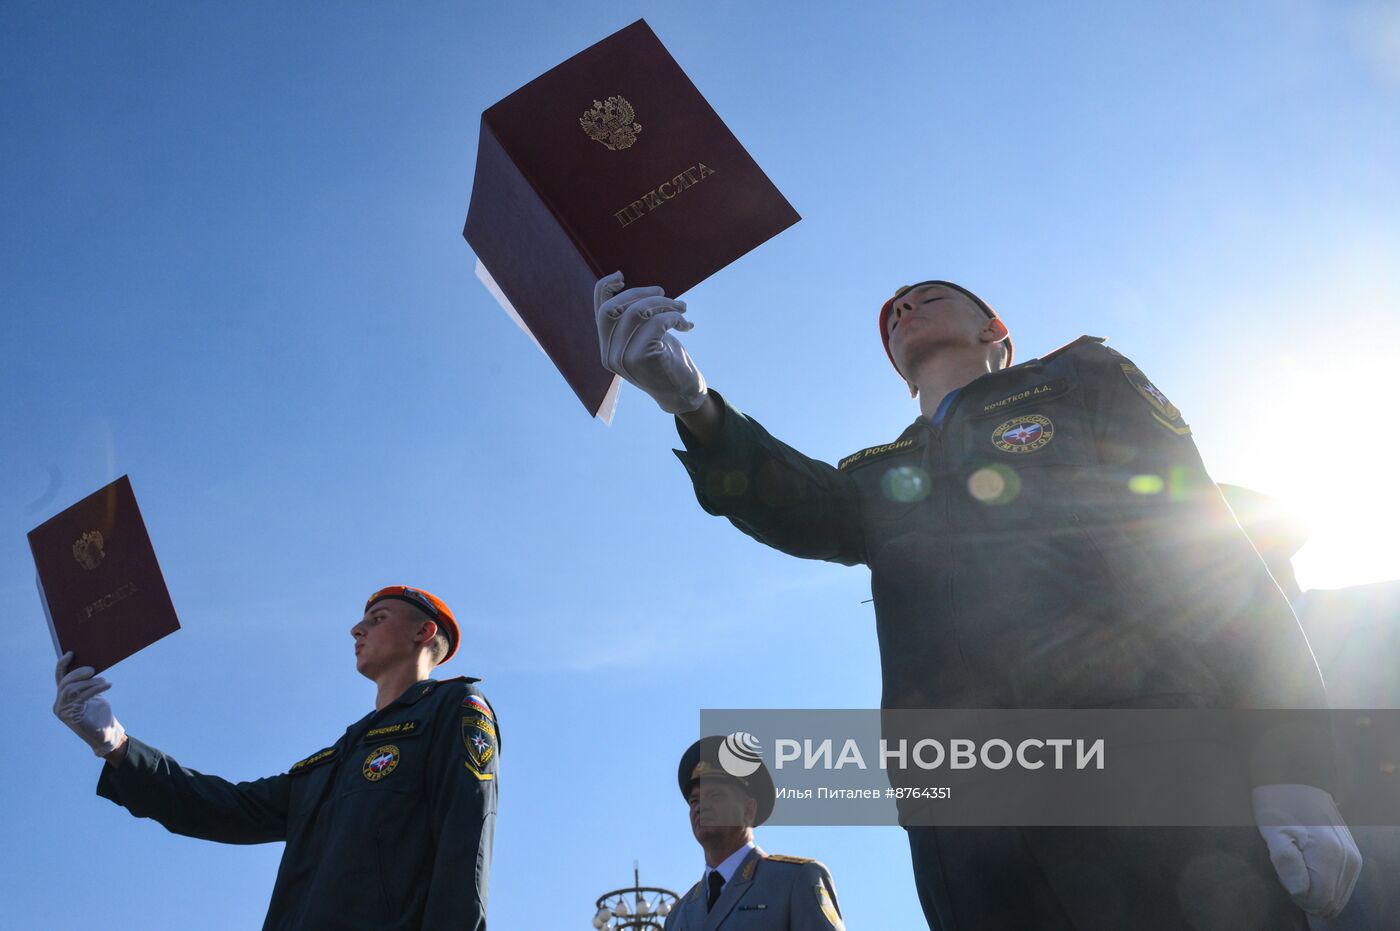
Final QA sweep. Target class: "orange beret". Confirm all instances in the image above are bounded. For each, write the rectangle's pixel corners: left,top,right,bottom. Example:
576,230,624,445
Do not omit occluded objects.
365,586,460,664
878,280,1013,378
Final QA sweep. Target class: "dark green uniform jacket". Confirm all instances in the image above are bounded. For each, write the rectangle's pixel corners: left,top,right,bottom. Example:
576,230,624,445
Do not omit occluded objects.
97,676,498,930
675,337,1330,788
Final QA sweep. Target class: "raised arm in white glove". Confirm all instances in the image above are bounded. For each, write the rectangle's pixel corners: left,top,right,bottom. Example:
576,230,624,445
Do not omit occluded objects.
53,652,127,757
594,271,707,414
1253,783,1362,918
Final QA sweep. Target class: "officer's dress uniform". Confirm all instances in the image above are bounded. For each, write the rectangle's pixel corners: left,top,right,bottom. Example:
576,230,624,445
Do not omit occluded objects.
97,676,498,931
674,337,1333,930
664,845,844,931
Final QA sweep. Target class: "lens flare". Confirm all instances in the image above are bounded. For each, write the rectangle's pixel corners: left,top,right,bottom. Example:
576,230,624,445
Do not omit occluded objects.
882,465,931,503
968,465,1021,505
1129,474,1164,495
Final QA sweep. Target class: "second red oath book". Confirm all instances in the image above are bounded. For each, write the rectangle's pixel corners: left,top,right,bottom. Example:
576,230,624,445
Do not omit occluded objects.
28,475,179,674
463,19,800,419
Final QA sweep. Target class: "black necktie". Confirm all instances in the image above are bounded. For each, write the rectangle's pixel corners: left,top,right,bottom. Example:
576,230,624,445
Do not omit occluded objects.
706,870,725,910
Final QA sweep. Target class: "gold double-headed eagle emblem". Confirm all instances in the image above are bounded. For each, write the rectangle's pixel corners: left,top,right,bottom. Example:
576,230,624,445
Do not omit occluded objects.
72,530,105,570
579,95,642,151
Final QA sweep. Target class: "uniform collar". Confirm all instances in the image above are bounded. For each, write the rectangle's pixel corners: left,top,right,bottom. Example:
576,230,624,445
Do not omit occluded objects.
693,846,764,927
930,388,961,429
703,840,756,886
386,675,482,709
905,355,1050,436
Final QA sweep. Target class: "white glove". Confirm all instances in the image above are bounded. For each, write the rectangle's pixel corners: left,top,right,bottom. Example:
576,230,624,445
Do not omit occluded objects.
53,652,126,757
594,271,707,414
1252,783,1362,918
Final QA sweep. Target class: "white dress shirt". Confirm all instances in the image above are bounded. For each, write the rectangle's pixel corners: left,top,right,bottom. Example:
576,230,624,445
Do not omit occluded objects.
703,840,756,892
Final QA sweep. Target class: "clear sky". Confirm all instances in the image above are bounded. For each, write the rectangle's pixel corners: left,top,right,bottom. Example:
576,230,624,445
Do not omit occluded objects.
4,1,1399,927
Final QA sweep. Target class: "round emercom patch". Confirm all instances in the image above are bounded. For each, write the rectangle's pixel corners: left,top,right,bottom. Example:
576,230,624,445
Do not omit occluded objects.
362,744,401,781
991,414,1055,454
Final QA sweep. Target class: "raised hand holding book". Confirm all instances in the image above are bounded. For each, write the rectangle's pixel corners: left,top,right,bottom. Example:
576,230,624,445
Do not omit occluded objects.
463,19,799,420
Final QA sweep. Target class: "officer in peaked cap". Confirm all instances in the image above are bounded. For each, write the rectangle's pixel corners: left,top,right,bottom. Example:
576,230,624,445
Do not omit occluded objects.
664,736,844,931
53,584,499,930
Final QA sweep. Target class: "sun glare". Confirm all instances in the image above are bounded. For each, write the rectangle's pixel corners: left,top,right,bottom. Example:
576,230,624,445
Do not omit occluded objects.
1210,348,1400,593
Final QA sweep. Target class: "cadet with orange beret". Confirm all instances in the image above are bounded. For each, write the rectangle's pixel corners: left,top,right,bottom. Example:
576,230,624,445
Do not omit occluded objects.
595,271,1359,929
53,585,499,931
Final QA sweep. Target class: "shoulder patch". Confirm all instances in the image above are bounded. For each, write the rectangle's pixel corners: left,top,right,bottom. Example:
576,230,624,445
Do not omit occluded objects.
1119,363,1191,435
839,438,917,471
765,853,816,864
1039,335,1106,363
462,711,498,780
816,881,844,928
462,694,495,720
289,746,337,776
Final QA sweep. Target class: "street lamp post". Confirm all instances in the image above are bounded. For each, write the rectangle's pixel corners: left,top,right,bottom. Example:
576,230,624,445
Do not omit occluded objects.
591,863,679,930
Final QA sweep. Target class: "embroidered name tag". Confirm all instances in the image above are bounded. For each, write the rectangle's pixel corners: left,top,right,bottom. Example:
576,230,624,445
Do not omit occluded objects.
738,904,769,911
839,438,915,470
978,378,1067,416
289,746,336,775
361,720,423,743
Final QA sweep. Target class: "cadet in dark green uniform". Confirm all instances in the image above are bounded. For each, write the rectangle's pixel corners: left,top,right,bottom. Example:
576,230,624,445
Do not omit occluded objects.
594,273,1361,929
53,585,498,931
665,736,844,931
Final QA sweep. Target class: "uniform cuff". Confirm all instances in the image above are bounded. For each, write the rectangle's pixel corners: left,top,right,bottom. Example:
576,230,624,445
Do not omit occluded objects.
672,389,747,466
671,391,762,506
96,735,157,803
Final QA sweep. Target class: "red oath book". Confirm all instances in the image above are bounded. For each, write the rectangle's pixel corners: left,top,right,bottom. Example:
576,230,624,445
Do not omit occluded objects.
463,19,800,420
28,475,180,674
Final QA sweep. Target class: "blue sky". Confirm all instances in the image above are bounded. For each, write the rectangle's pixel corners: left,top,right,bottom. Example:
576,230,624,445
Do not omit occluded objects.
3,1,1399,927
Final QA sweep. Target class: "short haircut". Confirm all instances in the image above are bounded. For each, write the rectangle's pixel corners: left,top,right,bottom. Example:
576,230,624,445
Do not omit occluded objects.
426,631,450,664
994,339,1011,369
402,601,451,664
